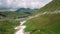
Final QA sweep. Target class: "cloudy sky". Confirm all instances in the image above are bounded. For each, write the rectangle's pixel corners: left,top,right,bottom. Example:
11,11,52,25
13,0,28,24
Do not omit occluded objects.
0,0,52,10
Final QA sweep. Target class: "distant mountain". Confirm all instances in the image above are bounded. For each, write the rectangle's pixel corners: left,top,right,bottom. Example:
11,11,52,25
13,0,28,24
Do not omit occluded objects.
16,8,39,12
0,8,18,12
0,8,39,12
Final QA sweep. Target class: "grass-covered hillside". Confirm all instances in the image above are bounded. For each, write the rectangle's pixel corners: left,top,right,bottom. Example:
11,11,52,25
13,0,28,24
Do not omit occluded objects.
24,0,60,34
0,19,20,34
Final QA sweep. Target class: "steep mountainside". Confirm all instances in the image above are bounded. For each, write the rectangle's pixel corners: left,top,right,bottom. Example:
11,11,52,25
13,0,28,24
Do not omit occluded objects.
24,0,60,34
33,0,60,15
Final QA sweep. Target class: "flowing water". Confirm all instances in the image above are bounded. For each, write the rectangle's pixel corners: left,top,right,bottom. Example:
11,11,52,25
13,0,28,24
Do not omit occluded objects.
15,11,60,34
15,21,26,34
15,12,47,34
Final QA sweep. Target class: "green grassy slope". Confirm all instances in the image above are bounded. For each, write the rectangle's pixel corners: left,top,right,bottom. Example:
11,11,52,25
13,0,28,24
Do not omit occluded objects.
24,0,60,34
0,19,20,34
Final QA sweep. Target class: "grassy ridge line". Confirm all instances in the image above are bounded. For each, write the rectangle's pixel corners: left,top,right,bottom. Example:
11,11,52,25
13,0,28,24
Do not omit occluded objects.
0,11,30,19
32,0,60,15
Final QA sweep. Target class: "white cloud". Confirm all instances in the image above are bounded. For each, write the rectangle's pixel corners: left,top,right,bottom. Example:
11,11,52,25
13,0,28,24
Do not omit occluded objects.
16,0,52,9
0,2,2,5
0,0,52,9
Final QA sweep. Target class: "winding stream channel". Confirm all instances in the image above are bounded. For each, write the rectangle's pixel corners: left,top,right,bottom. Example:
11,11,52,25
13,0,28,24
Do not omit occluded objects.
15,11,60,34
15,12,47,34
